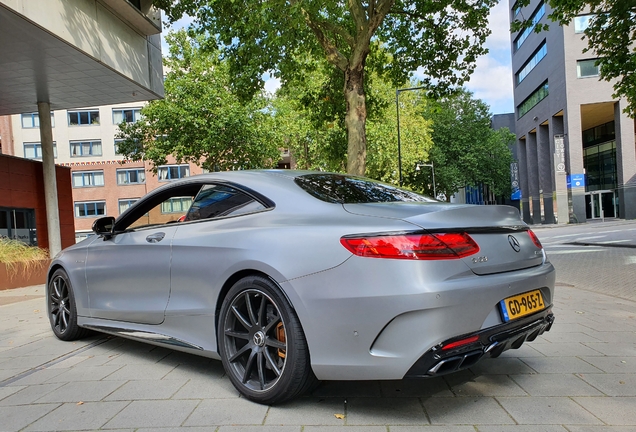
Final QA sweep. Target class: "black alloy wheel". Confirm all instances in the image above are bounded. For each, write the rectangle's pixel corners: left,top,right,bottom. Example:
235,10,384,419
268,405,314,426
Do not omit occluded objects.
47,269,88,341
219,276,316,404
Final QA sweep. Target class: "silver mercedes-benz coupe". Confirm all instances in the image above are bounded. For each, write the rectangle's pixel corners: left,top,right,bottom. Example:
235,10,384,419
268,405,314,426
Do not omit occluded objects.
47,170,555,404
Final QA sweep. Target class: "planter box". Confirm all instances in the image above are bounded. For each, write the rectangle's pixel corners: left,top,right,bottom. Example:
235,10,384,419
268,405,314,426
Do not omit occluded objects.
0,259,51,291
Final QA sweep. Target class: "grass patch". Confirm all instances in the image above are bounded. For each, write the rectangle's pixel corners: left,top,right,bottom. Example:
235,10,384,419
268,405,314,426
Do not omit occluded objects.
0,237,49,279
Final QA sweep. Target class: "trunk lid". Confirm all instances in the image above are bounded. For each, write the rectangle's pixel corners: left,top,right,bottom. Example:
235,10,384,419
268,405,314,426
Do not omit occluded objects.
343,202,543,275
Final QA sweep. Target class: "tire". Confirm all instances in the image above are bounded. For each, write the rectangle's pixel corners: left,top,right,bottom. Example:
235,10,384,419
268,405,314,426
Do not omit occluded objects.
47,269,89,341
218,275,317,404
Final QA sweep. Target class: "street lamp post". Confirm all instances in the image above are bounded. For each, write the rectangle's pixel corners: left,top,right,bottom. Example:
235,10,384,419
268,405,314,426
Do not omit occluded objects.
396,85,426,186
416,162,436,199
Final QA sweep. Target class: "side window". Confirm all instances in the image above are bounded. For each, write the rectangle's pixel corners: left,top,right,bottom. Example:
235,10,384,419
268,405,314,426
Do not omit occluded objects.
186,184,266,222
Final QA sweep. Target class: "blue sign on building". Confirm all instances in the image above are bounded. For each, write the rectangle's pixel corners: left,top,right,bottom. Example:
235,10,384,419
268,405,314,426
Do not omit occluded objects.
567,173,586,188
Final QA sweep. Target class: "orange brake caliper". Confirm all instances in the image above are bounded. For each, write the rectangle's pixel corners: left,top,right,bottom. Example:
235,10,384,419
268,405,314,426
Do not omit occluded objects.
276,322,286,358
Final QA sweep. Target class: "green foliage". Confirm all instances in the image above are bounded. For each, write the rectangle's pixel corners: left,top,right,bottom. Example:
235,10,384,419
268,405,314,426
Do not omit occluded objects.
116,30,281,172
511,0,636,117
425,89,514,200
271,54,433,186
153,0,497,174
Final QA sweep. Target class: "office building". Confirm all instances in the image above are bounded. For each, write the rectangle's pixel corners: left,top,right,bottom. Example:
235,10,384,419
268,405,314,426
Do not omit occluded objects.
509,0,636,223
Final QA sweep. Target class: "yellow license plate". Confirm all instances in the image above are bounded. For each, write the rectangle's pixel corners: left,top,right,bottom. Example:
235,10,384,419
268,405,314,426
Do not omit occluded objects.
500,289,545,322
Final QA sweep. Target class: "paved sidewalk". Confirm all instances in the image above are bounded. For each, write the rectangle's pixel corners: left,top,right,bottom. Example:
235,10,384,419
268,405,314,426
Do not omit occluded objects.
1,281,635,431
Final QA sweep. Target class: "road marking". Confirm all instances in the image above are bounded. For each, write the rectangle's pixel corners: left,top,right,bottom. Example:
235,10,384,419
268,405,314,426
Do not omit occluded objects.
547,249,605,254
550,234,585,238
599,240,632,244
573,235,606,241
597,230,621,234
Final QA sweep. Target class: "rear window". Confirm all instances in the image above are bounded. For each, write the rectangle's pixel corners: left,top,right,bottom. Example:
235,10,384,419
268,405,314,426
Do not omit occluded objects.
294,174,435,204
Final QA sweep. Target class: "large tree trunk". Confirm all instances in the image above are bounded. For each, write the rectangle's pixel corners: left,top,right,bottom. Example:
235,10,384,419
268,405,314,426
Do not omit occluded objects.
344,64,367,176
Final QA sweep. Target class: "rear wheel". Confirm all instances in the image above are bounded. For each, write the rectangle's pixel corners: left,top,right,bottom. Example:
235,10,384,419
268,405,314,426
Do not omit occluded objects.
218,276,316,404
47,269,89,341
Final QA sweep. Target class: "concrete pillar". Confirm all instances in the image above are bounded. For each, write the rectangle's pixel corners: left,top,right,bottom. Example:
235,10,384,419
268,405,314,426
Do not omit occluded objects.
526,132,541,224
552,117,568,224
518,138,532,223
538,124,554,223
37,101,62,257
614,100,636,219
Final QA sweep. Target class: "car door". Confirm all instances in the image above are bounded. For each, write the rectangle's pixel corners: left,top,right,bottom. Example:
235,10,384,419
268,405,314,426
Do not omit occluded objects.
85,182,201,325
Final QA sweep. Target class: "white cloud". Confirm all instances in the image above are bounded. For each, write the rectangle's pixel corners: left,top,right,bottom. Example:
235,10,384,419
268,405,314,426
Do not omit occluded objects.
465,0,515,114
263,73,281,95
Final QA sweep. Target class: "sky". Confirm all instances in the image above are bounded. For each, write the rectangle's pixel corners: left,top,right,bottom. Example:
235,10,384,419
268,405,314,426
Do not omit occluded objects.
161,0,515,115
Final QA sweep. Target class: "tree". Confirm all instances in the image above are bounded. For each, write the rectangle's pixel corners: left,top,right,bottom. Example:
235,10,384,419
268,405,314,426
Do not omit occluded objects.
425,89,514,200
271,54,433,187
155,0,497,175
116,31,281,172
512,0,636,116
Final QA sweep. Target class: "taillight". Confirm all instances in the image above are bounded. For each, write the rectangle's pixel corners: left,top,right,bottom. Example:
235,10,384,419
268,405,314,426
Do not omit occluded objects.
340,232,479,260
527,229,543,249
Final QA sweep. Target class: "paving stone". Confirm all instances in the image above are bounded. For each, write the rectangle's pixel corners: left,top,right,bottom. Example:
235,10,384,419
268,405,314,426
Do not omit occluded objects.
565,427,636,432
519,357,604,374
0,383,64,406
583,343,636,357
47,355,91,369
137,428,218,432
531,342,608,357
572,397,636,425
44,364,123,382
104,399,200,429
36,380,126,403
102,363,176,381
172,376,239,399
390,427,476,432
0,403,60,431
497,396,603,425
161,361,225,381
219,427,300,432
448,374,527,397
23,401,129,431
379,377,453,398
424,396,514,425
0,367,25,381
105,379,187,401
579,357,636,373
3,367,67,386
497,344,544,358
265,398,344,426
345,397,428,425
0,385,25,402
576,373,636,396
510,373,603,396
476,426,568,432
469,357,538,375
184,398,268,426
310,380,382,398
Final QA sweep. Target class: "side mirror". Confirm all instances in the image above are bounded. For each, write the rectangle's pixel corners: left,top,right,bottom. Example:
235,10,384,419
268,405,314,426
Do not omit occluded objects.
92,216,115,239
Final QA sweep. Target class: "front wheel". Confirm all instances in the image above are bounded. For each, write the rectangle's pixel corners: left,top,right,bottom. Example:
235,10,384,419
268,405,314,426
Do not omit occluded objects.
218,276,316,404
47,269,89,341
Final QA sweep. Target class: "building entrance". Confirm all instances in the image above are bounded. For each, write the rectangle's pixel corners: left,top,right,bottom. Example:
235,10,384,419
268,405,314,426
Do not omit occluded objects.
0,207,37,245
585,190,617,219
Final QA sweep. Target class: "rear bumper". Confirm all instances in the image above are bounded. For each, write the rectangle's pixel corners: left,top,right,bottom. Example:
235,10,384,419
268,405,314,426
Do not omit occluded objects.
405,307,555,377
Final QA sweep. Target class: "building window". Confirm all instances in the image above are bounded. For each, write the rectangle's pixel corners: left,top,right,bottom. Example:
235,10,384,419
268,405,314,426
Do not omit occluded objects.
577,59,600,78
24,142,57,159
518,81,549,119
119,198,139,214
75,201,106,218
161,197,192,214
21,112,54,128
70,140,102,157
117,168,146,185
574,14,595,33
512,2,521,18
68,110,100,126
516,42,547,84
72,171,104,188
514,2,546,51
113,108,142,124
158,164,190,181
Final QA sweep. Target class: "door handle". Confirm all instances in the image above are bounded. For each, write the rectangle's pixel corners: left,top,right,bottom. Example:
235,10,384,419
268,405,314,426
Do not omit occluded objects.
146,232,166,243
